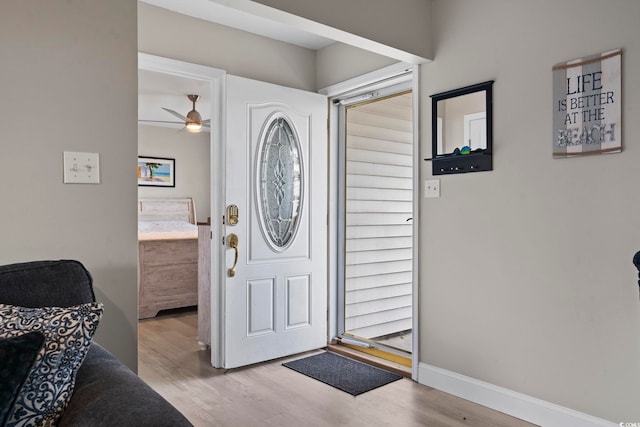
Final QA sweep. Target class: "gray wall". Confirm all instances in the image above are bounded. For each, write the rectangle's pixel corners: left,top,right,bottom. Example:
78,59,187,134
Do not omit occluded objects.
315,42,397,90
138,2,317,91
420,0,640,421
0,0,139,369
138,126,211,223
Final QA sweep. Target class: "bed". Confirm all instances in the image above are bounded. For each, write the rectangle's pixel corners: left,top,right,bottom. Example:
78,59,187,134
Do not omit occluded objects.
138,198,198,319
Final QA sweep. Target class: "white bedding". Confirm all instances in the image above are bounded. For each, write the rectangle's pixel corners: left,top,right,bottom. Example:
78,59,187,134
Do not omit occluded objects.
138,220,198,241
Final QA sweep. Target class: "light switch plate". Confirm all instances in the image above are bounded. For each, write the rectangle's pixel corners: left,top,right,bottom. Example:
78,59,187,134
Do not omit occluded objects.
63,152,100,184
424,179,440,198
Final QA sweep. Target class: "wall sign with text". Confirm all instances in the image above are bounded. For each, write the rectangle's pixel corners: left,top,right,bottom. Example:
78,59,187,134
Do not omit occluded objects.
552,49,622,158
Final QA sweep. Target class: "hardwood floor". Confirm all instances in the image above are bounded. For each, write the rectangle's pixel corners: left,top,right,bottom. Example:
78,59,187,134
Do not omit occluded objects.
138,309,536,427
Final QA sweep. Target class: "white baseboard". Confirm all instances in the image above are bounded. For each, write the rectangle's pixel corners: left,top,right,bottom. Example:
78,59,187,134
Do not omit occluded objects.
417,363,616,427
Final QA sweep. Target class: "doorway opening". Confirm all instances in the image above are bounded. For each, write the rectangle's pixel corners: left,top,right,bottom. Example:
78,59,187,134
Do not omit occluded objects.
137,53,225,367
330,67,418,373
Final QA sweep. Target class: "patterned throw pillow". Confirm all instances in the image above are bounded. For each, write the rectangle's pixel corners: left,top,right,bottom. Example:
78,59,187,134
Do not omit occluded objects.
0,332,45,427
0,303,103,427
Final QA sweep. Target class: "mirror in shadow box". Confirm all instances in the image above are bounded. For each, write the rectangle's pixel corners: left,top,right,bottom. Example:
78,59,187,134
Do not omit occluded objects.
427,80,494,175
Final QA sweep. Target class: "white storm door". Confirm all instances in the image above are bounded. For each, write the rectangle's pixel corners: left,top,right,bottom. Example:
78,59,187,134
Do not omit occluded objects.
223,75,327,369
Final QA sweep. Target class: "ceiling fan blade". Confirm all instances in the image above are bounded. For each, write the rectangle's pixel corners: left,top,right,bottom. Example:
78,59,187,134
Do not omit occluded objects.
202,119,211,124
161,107,189,122
138,119,183,124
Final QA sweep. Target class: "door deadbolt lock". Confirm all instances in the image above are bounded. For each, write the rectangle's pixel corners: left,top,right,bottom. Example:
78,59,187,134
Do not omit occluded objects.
226,204,239,226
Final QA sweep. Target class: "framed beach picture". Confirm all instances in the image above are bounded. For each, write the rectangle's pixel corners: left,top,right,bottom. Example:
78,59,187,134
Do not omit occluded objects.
137,156,175,187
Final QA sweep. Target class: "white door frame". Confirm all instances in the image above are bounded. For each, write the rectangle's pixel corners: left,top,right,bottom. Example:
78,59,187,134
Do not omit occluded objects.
137,53,226,367
320,62,420,380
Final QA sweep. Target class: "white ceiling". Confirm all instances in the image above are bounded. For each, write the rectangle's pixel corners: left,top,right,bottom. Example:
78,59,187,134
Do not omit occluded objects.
139,69,211,97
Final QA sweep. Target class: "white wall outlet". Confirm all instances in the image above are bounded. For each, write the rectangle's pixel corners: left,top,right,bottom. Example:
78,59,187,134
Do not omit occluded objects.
424,179,440,198
63,152,100,184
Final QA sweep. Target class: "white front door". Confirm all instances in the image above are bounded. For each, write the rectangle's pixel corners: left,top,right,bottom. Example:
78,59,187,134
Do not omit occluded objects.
222,75,327,369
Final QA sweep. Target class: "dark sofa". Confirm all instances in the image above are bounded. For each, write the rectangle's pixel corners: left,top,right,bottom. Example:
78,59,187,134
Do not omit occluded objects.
0,260,193,427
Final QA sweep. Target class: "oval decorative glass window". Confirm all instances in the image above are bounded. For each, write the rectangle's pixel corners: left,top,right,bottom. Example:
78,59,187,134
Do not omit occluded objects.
256,113,303,251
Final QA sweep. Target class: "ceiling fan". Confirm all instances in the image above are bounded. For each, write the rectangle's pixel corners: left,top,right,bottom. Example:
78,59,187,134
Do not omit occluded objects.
139,94,210,132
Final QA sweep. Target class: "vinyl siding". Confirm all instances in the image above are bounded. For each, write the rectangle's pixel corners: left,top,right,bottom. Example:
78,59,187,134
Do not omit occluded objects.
344,93,413,339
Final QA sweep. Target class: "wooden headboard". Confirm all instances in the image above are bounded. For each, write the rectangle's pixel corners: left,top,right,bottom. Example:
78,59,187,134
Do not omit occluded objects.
138,198,196,224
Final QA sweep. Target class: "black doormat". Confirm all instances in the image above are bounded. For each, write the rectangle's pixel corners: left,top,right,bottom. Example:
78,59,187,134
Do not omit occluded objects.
283,351,403,396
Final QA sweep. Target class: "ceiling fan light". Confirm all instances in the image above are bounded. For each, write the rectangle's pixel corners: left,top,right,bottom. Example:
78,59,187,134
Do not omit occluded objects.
186,121,202,131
